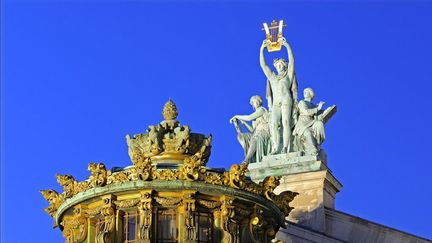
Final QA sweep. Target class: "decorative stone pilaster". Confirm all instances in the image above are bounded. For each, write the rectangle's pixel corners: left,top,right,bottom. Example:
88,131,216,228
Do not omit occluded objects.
180,191,197,243
92,195,116,243
138,190,153,243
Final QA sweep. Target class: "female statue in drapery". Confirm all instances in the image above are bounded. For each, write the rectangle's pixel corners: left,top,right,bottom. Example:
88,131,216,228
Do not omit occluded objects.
230,96,272,164
293,88,331,156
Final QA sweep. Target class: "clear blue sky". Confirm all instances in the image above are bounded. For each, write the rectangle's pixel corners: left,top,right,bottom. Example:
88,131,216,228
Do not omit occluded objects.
2,0,432,241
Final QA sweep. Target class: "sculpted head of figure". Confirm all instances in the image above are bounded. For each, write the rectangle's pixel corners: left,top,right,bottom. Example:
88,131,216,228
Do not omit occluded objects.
304,88,315,100
273,58,288,74
250,95,263,110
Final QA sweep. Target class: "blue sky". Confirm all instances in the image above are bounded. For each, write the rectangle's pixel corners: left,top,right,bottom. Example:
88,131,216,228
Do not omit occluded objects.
2,0,432,241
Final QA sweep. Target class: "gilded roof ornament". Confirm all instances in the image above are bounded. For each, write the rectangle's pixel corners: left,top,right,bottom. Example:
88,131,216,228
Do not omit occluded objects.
162,99,178,121
126,99,212,165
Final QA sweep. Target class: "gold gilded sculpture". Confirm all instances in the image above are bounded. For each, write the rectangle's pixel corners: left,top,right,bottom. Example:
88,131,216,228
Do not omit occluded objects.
262,20,286,52
126,99,211,164
41,100,298,243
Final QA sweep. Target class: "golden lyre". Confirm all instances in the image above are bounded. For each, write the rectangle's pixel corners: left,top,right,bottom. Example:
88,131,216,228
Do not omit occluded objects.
262,20,286,52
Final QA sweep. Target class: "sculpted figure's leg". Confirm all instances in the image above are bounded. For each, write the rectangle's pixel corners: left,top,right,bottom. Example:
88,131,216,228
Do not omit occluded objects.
270,106,281,154
281,103,293,153
243,137,257,164
303,129,318,155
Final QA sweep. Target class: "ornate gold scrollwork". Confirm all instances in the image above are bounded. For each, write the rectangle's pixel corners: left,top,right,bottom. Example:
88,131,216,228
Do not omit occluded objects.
248,207,265,243
220,197,237,243
40,189,64,218
56,174,79,198
224,163,248,189
261,176,281,201
129,157,155,181
106,171,129,185
181,157,204,181
152,169,180,181
95,197,115,243
88,163,108,187
203,172,224,185
61,206,88,243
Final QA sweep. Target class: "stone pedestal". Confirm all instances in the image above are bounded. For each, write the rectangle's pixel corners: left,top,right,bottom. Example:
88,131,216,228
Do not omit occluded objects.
248,152,342,233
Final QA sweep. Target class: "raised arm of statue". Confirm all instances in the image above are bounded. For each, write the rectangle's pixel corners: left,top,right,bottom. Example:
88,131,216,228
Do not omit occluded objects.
281,37,295,82
260,40,273,79
298,100,324,116
231,107,266,123
291,73,299,104
266,80,273,111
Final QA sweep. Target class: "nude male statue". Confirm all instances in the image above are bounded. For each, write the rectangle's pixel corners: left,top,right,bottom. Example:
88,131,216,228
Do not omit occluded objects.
260,37,298,153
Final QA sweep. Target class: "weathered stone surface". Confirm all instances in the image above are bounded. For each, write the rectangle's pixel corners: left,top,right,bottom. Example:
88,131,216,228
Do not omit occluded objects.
276,211,431,243
248,151,327,181
274,170,342,233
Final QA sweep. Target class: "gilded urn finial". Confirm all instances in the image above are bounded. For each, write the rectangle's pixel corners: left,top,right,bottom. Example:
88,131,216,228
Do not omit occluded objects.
162,99,178,121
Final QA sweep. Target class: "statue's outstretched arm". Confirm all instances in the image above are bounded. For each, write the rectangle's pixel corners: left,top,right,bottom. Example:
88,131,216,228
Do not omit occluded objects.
298,101,320,116
260,40,273,79
282,38,295,82
233,108,265,122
